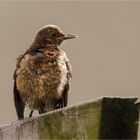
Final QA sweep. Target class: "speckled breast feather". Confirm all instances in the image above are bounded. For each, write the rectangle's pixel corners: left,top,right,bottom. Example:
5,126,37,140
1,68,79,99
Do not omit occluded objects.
15,48,69,110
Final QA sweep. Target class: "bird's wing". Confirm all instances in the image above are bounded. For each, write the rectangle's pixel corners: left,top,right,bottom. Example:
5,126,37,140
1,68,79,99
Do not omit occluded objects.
62,50,72,80
55,82,69,108
62,51,72,106
62,59,71,107
62,82,69,107
13,53,25,79
13,79,25,120
66,60,72,80
13,54,25,120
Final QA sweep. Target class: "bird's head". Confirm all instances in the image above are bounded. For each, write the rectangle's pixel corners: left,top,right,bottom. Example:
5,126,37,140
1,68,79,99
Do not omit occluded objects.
35,25,77,46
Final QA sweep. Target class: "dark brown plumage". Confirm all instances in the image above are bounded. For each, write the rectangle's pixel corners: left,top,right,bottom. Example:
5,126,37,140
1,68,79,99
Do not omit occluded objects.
13,25,76,120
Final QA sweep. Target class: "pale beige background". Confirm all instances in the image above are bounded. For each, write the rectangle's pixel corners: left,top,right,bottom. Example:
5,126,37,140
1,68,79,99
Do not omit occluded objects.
0,1,140,123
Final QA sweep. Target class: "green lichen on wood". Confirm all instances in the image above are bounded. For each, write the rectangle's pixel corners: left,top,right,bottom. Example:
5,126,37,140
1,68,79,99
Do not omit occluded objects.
0,97,139,140
38,100,102,139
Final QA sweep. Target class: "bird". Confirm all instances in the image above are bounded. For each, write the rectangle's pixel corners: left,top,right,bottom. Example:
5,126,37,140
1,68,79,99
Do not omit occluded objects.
13,24,76,120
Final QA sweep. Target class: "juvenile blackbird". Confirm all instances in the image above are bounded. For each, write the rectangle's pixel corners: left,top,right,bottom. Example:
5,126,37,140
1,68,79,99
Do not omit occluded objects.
13,25,76,120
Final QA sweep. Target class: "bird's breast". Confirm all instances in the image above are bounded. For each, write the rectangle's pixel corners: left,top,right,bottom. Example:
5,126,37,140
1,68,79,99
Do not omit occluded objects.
16,50,68,109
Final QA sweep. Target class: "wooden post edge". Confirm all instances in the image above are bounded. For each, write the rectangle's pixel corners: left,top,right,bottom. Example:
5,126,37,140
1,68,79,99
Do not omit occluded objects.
0,97,139,140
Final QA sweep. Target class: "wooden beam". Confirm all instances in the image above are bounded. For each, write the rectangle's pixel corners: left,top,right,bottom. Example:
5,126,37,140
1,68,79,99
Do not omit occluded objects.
0,97,139,140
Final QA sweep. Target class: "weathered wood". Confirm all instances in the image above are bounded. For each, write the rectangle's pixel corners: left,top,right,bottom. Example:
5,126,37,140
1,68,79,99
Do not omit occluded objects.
0,97,139,140
99,97,139,139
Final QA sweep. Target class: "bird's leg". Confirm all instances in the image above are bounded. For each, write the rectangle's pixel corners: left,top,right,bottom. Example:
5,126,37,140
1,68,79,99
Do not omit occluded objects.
29,110,34,117
38,103,46,114
54,99,63,109
38,109,45,114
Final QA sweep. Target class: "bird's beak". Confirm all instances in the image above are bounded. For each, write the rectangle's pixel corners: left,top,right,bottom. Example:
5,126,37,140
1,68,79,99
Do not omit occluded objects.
63,34,77,40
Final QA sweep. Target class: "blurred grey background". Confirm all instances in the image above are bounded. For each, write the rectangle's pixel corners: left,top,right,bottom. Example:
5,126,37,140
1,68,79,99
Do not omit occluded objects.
0,1,140,123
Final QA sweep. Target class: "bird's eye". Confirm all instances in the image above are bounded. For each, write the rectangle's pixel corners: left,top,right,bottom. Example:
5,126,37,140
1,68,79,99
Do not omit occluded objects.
52,33,57,38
